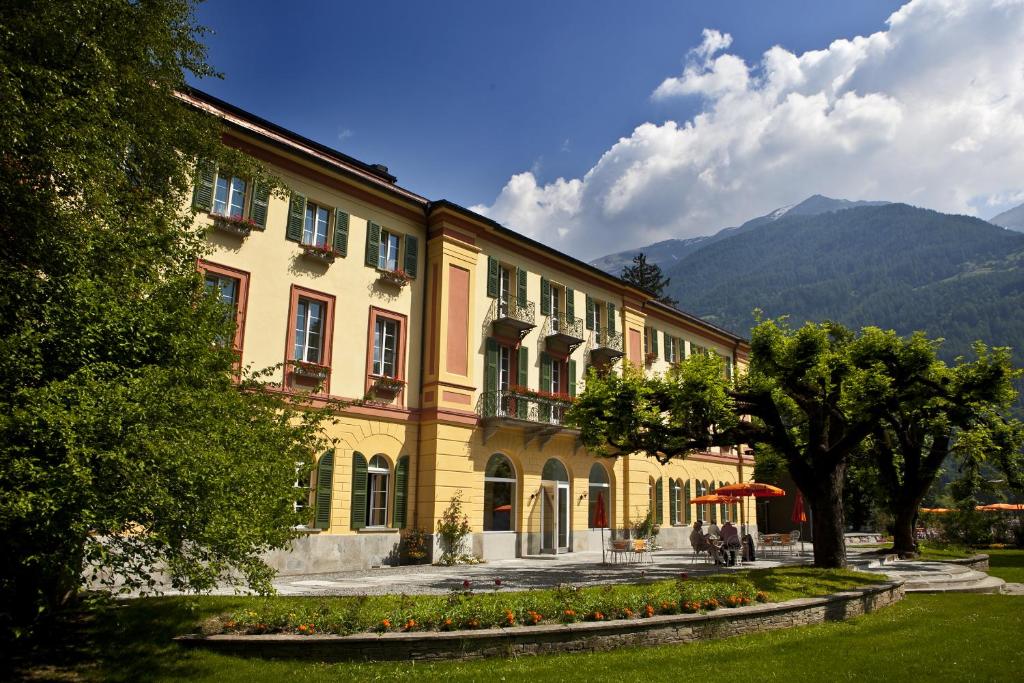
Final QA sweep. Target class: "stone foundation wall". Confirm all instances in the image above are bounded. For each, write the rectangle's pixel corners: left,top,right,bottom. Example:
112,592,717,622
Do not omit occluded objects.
180,581,904,661
947,554,989,571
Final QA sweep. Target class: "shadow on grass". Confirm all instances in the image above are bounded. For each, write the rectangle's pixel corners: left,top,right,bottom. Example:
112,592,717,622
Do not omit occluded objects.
9,596,249,682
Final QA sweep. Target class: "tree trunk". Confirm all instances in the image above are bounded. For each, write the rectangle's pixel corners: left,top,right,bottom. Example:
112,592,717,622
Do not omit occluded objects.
808,465,848,568
891,504,918,556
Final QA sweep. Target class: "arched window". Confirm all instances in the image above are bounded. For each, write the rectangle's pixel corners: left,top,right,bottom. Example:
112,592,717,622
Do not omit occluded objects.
588,463,610,529
366,455,390,527
484,454,516,532
542,458,568,482
683,479,692,524
697,479,710,523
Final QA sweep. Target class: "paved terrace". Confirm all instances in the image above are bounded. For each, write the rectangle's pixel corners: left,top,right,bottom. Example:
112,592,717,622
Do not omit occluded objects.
268,548,815,597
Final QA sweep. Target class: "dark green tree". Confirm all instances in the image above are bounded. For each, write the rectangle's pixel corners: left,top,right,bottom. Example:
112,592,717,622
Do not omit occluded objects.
569,319,973,568
621,254,678,306
865,342,1023,555
0,0,333,638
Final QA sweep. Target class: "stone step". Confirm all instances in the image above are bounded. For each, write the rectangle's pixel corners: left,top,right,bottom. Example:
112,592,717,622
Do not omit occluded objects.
906,575,1006,594
874,560,1007,594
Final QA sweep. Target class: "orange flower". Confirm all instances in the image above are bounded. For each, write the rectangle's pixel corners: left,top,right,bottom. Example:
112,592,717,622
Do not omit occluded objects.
381,619,392,629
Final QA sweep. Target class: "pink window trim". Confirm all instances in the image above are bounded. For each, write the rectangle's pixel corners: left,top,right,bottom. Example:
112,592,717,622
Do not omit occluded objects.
284,284,336,395
198,259,250,360
365,306,409,405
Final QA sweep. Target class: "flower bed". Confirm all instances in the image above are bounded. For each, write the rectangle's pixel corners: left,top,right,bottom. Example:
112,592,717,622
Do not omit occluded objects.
208,568,879,637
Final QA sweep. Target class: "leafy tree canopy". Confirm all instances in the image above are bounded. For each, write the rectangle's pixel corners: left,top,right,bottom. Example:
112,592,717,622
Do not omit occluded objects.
0,0,332,638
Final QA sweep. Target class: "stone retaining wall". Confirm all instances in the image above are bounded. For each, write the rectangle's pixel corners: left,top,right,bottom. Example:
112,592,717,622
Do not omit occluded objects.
178,581,904,662
947,554,989,571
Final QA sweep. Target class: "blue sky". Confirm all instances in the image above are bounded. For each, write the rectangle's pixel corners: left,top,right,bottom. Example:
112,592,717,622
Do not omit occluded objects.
191,1,1024,259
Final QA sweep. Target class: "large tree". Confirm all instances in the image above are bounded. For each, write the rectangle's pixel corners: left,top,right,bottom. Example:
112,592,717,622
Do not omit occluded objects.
569,319,965,568
865,342,1023,555
0,0,332,638
620,254,678,306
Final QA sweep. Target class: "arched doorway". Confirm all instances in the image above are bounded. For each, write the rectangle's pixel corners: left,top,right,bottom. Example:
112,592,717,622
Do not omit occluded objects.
541,458,570,553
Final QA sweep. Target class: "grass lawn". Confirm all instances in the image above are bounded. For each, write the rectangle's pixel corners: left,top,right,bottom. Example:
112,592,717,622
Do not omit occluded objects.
986,548,1024,583
8,563,1023,682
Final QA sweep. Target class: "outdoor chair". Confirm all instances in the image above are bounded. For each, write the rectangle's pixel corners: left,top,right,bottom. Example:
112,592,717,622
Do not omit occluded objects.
608,538,630,564
778,532,793,556
789,529,801,554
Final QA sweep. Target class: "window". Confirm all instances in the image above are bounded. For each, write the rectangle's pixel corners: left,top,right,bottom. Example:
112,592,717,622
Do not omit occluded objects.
696,480,708,522
548,283,561,333
294,298,325,364
366,455,390,527
293,462,310,515
213,174,247,218
377,229,400,271
498,345,511,391
670,479,681,524
303,201,330,248
665,336,676,363
497,265,511,316
588,464,610,529
588,298,601,334
199,261,249,355
484,454,516,532
365,307,408,399
373,317,399,377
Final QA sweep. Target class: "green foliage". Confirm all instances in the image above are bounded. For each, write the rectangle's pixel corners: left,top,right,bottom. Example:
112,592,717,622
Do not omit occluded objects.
567,354,737,462
399,527,430,564
436,491,474,565
0,0,329,637
620,253,678,306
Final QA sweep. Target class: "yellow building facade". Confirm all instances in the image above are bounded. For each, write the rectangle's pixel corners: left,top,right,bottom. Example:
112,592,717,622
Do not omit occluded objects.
185,89,754,573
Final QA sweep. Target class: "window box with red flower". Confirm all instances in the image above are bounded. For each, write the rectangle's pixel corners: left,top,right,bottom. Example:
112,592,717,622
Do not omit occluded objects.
370,375,405,399
290,360,330,380
300,244,337,264
377,267,412,288
212,213,260,238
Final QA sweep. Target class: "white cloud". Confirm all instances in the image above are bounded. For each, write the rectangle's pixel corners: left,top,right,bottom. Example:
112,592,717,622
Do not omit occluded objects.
472,0,1024,260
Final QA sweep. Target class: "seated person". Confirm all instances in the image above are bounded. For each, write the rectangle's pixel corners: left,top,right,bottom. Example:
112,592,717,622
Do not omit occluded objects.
720,521,741,566
689,520,725,565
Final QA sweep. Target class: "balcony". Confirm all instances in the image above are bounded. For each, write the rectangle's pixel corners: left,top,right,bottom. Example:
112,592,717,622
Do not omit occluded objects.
544,314,584,355
588,327,624,365
488,298,536,343
477,389,576,448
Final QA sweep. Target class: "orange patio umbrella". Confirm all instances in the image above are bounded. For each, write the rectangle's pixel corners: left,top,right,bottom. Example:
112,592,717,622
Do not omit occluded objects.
716,481,787,536
976,503,1024,511
690,494,742,505
920,507,951,513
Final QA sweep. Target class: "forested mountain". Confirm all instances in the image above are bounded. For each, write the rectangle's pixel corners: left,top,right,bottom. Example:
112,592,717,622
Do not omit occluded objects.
590,195,889,275
658,203,1024,368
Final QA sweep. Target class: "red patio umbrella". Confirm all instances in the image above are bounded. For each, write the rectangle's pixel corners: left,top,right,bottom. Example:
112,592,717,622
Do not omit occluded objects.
593,492,608,563
792,491,808,552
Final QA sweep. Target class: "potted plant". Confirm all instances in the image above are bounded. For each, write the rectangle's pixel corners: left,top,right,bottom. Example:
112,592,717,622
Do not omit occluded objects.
377,267,412,288
300,243,336,264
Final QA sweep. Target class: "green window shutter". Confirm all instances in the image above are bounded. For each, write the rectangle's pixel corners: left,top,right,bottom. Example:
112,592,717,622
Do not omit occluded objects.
585,296,595,330
192,160,215,212
486,256,499,298
651,329,659,357
286,192,306,243
565,287,575,320
732,501,738,523
249,181,270,229
313,449,334,530
393,455,409,529
655,477,664,525
333,208,350,256
350,452,368,530
720,481,727,521
684,480,691,524
517,268,528,307
607,303,616,334
540,352,551,391
669,481,678,524
404,235,418,278
540,278,550,315
365,221,381,267
568,360,577,398
517,347,529,418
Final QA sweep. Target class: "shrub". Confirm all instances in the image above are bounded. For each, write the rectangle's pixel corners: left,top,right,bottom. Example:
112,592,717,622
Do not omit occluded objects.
436,491,474,565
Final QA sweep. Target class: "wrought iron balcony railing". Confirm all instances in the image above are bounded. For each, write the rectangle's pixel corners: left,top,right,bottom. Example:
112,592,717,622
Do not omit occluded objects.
592,328,623,352
493,298,536,327
546,314,584,341
478,389,573,426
